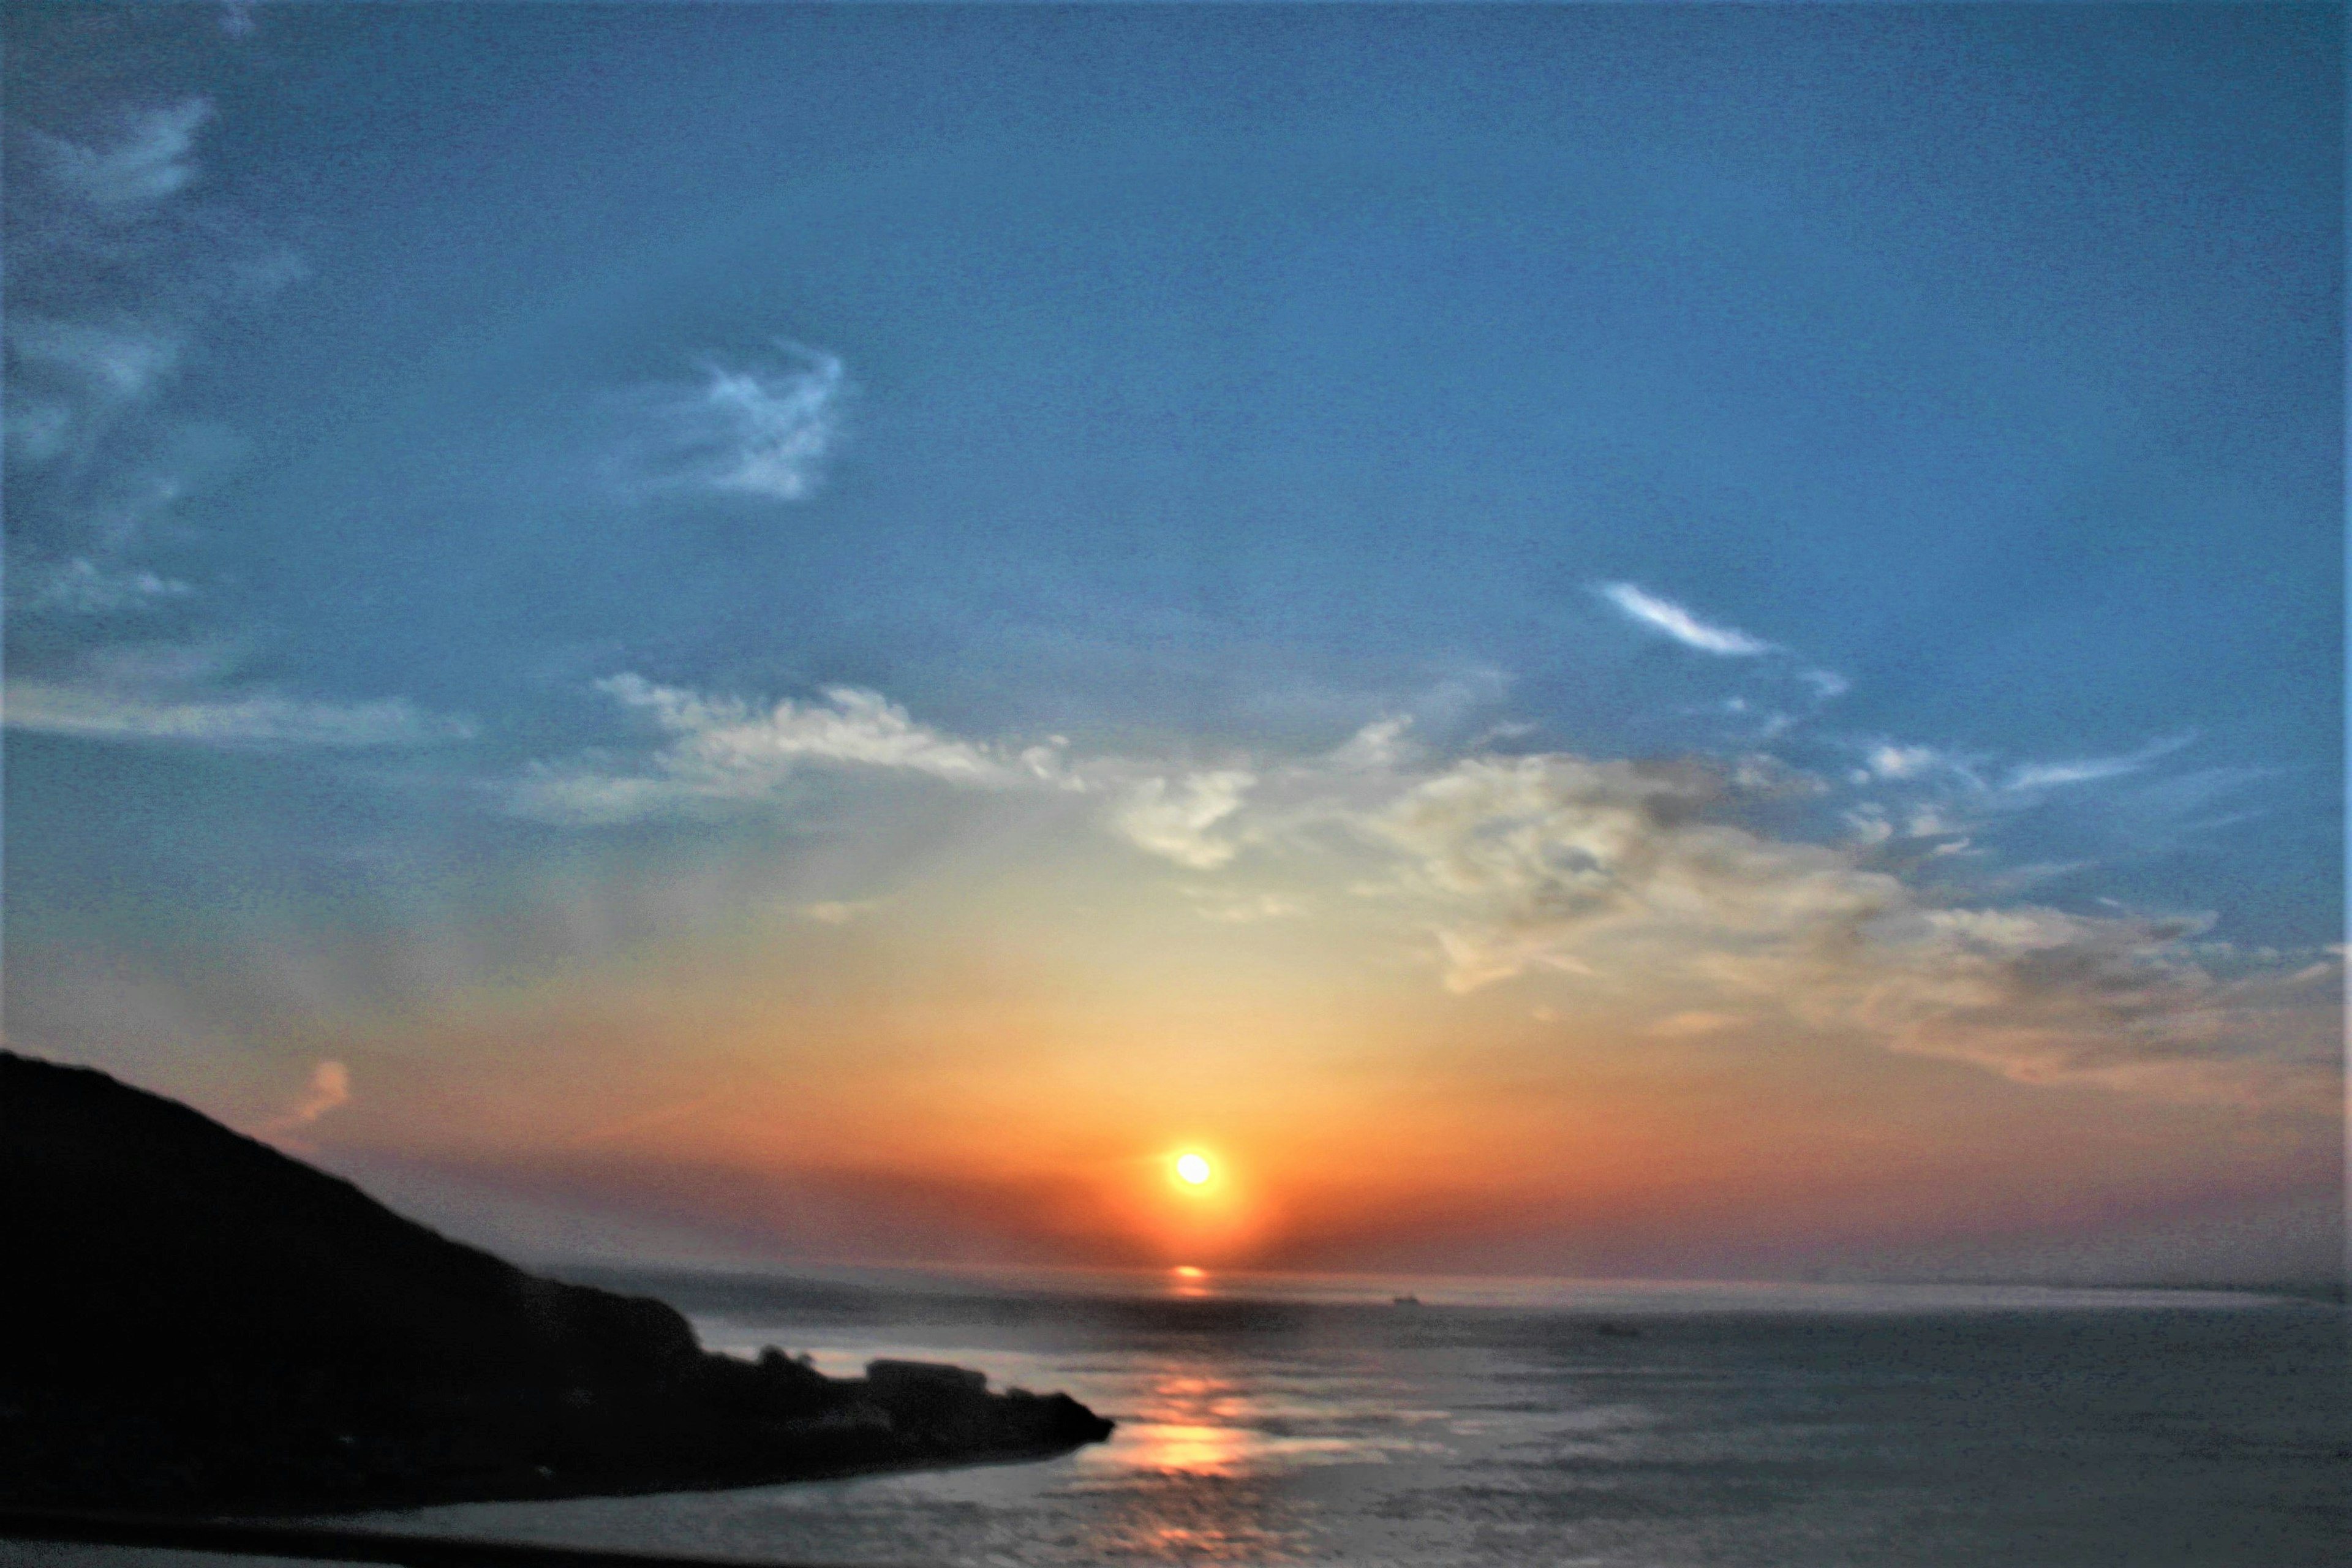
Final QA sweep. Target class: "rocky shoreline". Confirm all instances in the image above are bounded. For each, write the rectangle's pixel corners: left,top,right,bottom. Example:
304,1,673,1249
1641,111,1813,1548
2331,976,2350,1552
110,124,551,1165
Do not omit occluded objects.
0,1051,1113,1514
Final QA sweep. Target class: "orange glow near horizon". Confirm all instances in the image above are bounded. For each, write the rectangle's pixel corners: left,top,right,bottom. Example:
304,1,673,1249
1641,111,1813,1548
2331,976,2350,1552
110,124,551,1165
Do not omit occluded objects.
274,865,2342,1283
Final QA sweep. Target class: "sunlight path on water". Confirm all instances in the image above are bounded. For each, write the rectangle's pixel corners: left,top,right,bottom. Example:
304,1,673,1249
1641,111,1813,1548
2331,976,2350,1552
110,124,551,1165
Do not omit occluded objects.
344,1272,2344,1568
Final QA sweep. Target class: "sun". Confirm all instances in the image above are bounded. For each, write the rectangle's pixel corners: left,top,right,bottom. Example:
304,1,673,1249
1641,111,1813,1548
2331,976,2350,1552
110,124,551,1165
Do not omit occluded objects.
1175,1152,1213,1186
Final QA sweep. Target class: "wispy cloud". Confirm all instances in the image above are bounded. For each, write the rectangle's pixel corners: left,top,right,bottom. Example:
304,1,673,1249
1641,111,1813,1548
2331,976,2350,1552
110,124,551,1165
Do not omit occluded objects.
263,1060,351,1133
8,316,184,408
1863,744,1953,782
29,557,194,614
1647,1011,1744,1037
605,673,1000,777
1841,732,2217,854
1187,890,1305,924
512,674,1012,823
505,670,2321,1106
1341,748,2333,1105
611,342,845,502
1799,668,1850,699
2003,734,2193,793
1596,582,1776,656
6,96,298,619
23,99,211,212
1113,771,1255,870
4,680,475,748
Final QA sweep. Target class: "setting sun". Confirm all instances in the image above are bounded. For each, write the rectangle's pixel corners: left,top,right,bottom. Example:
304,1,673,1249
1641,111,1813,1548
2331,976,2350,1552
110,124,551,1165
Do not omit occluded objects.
1175,1153,1212,1186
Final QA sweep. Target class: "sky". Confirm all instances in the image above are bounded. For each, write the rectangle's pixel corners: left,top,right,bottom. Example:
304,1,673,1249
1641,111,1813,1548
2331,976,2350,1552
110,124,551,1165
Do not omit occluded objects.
4,2,2342,1286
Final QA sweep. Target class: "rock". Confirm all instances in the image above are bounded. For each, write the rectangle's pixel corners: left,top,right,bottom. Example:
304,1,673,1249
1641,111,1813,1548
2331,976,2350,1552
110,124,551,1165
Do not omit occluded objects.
0,1050,1113,1512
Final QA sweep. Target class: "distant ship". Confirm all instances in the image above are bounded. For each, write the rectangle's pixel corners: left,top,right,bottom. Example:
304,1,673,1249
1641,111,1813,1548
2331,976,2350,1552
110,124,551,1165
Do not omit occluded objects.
1392,1294,1422,1306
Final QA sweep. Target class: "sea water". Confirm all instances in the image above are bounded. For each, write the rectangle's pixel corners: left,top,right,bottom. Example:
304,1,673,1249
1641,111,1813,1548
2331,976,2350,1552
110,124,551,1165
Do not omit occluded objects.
336,1267,2347,1568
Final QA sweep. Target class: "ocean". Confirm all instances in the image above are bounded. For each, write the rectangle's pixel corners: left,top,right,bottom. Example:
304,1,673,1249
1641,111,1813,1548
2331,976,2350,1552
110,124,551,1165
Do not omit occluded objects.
341,1266,2346,1568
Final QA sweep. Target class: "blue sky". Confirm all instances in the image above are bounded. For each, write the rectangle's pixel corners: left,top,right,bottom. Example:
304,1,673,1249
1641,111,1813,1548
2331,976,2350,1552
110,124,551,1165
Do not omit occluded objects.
5,4,2341,1281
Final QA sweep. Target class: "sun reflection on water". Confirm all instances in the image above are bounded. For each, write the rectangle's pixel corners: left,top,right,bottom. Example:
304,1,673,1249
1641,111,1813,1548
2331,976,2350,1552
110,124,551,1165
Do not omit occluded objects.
1127,1420,1250,1476
1121,1368,1257,1475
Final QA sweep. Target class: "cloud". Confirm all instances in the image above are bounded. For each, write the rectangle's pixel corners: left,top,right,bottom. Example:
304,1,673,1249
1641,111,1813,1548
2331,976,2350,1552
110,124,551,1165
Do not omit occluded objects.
512,674,1013,823
1113,771,1256,869
1800,668,1851,699
1647,1011,1744,1037
604,673,1002,778
29,558,194,614
4,681,476,748
1369,753,1903,991
24,99,211,212
6,96,298,620
503,673,2325,1107
612,342,845,502
1847,910,2340,1104
8,316,184,407
1596,582,1776,656
1838,733,2218,858
2003,734,2193,793
1343,748,2334,1104
264,1060,351,1133
1324,715,1419,772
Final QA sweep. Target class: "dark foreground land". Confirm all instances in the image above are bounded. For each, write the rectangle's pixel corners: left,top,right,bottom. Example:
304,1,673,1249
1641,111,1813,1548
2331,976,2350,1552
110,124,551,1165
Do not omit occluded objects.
0,1051,1112,1513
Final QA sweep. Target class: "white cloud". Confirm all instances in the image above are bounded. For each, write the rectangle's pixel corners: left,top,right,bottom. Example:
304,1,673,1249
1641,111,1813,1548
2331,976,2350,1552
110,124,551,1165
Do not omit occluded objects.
1324,716,1417,772
1867,744,1945,780
1370,753,1904,992
605,673,1004,779
1844,805,1895,845
1833,734,2211,858
616,342,845,502
1112,771,1255,870
512,675,1012,823
26,99,211,212
1596,582,1776,656
2003,734,2192,793
3,681,475,748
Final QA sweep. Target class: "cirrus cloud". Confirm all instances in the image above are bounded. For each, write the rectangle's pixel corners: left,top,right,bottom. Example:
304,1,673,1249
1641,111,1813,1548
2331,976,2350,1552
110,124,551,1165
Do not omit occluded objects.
1596,582,1777,656
3,680,476,748
607,342,846,503
511,674,1016,824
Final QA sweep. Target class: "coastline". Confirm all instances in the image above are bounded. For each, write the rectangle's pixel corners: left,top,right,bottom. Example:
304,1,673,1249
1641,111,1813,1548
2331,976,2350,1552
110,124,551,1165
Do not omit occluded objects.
1,1052,1112,1517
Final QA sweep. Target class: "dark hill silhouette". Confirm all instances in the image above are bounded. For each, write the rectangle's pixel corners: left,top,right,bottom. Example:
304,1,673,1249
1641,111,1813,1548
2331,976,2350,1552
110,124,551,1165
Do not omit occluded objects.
0,1050,1112,1512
